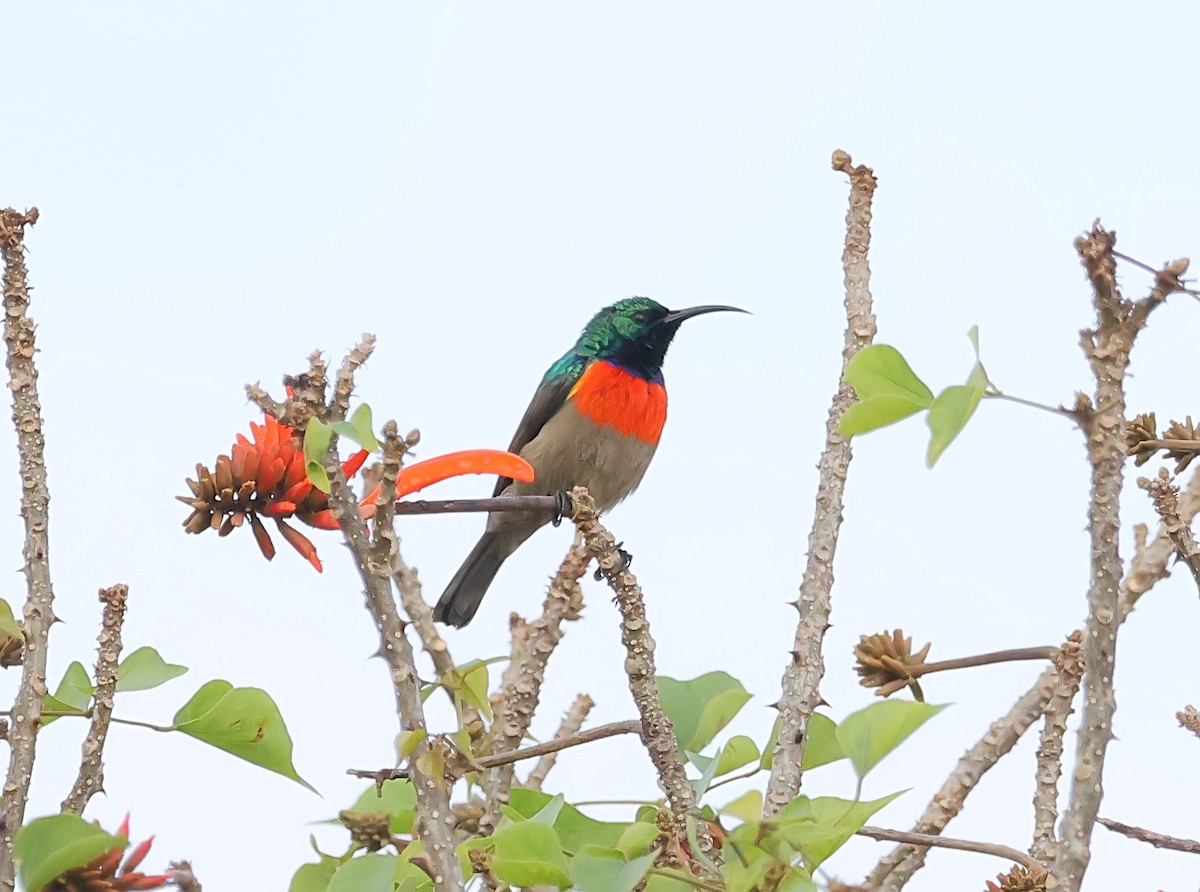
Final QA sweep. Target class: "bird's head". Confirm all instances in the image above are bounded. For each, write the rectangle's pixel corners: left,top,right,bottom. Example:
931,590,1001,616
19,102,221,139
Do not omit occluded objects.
575,296,747,379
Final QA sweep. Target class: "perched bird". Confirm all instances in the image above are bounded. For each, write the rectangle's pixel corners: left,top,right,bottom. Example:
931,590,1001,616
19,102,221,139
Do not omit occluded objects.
433,296,746,627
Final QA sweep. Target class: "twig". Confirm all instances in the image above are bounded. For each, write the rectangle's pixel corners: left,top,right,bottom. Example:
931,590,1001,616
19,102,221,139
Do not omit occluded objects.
1054,227,1164,891
480,536,588,833
525,694,595,790
1029,631,1083,864
390,495,562,517
764,150,878,818
1176,705,1200,740
0,207,55,892
570,488,721,875
1138,469,1200,592
347,719,641,782
868,469,1200,889
1097,817,1200,855
62,584,129,815
856,826,1041,871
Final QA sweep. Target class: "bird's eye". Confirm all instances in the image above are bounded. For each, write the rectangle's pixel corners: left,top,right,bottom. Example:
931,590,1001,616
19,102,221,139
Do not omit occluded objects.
631,311,649,324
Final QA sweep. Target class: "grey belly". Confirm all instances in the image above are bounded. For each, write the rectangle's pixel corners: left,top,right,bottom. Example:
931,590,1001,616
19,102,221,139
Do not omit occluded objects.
503,401,659,514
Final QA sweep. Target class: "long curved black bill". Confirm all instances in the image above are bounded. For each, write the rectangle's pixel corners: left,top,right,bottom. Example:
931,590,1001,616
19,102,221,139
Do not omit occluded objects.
660,304,750,325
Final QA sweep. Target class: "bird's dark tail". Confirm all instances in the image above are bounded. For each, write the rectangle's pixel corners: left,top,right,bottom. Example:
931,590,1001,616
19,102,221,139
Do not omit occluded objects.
434,530,522,628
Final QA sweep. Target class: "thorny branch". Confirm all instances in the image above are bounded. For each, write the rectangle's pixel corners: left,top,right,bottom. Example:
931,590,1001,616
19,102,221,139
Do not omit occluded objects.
1054,229,1181,891
571,488,721,876
62,585,129,815
480,536,588,833
764,150,878,817
1097,817,1200,856
525,693,594,790
248,350,463,892
1029,632,1083,864
0,207,55,892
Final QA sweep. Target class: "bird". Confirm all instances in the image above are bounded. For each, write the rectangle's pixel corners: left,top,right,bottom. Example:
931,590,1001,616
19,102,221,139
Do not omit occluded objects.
433,296,746,627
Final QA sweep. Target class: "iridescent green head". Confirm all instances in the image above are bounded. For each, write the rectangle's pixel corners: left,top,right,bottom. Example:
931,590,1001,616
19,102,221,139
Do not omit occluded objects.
570,296,747,380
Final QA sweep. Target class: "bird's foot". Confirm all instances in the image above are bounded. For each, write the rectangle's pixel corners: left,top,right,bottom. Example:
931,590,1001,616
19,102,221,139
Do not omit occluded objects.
551,490,574,528
593,542,633,581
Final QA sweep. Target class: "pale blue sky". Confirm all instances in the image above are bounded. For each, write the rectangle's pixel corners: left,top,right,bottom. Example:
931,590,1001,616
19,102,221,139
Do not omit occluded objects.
6,3,1200,889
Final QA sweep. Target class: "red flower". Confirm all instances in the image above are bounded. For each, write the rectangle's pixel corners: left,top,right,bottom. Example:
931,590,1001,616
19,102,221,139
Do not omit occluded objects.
181,415,535,572
48,814,172,891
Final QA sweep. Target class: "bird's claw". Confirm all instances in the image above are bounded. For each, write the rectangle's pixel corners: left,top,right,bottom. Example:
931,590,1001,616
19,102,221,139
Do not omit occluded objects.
551,490,573,528
593,542,633,581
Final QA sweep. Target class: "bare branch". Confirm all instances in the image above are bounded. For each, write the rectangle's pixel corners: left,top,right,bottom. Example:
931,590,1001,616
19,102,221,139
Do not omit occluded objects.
571,488,721,875
481,536,588,833
62,585,129,815
1029,631,1083,864
0,207,56,891
1055,226,1152,891
283,357,461,892
525,694,595,790
391,495,562,517
169,861,203,892
331,334,376,422
1097,816,1200,855
856,826,1042,871
764,150,878,817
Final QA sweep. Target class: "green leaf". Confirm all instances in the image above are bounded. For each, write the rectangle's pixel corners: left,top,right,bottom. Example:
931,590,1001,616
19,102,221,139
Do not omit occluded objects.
644,873,698,892
441,660,493,721
720,790,763,823
116,646,188,693
839,394,929,436
304,419,334,493
837,700,946,779
0,598,23,642
802,713,846,770
686,746,722,798
15,814,125,892
843,345,934,406
530,794,566,825
349,779,416,834
776,792,904,871
395,729,427,761
289,856,340,892
491,821,573,888
330,404,381,453
326,853,397,892
715,735,759,775
172,680,314,791
507,789,627,851
658,672,751,753
42,661,93,726
614,821,659,858
572,845,658,892
926,384,985,467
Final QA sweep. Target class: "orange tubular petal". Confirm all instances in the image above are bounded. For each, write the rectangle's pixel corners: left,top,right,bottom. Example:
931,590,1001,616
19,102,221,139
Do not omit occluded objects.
301,509,340,530
129,875,174,891
249,513,276,561
284,448,306,487
282,479,312,504
277,519,323,572
122,837,154,873
258,457,287,493
342,449,370,479
395,449,536,499
262,500,298,518
117,814,131,839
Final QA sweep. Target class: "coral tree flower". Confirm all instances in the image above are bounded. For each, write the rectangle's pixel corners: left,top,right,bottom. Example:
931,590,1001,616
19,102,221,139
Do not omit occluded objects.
180,414,535,572
48,814,172,891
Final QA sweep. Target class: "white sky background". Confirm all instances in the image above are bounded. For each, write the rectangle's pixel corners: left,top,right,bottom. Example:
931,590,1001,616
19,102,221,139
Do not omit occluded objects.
5,2,1200,889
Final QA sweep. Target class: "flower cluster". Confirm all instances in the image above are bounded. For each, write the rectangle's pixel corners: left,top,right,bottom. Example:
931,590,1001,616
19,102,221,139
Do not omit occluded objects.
48,815,171,892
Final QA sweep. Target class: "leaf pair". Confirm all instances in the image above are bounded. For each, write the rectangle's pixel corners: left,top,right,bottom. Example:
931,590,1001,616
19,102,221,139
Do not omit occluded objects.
840,328,993,466
305,404,380,493
42,646,188,725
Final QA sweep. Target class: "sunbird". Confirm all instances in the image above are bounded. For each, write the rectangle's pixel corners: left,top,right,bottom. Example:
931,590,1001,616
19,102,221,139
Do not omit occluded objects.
433,296,746,627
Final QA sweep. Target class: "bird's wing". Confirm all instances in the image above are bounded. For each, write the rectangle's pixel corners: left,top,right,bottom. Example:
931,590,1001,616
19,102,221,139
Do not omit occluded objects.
492,356,586,497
